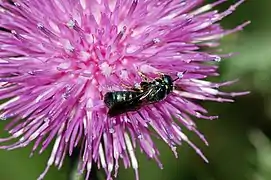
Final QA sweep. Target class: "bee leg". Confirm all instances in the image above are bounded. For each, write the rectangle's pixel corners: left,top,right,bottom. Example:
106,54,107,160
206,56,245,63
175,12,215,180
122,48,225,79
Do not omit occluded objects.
121,83,141,92
121,83,133,89
138,71,149,82
155,71,164,77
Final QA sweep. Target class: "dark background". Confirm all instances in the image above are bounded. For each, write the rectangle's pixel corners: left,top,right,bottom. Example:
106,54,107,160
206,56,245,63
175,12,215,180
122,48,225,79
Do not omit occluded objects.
0,1,270,180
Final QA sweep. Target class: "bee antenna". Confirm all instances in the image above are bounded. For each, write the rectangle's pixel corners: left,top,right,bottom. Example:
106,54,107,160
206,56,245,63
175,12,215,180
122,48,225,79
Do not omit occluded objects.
173,71,187,82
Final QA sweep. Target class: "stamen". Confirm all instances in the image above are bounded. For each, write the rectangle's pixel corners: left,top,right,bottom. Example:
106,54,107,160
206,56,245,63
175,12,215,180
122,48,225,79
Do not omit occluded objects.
66,20,76,29
37,23,59,40
11,30,25,41
127,0,138,17
66,19,85,37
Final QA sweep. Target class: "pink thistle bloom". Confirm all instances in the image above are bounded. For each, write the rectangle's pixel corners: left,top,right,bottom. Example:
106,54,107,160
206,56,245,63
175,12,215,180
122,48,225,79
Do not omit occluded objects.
0,0,249,179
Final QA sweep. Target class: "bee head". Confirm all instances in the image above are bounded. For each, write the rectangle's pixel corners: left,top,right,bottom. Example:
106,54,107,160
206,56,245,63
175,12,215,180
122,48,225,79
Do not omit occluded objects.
161,74,174,93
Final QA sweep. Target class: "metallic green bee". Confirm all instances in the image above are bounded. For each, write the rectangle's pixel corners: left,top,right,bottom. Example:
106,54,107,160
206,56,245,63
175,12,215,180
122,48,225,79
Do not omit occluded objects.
104,72,184,117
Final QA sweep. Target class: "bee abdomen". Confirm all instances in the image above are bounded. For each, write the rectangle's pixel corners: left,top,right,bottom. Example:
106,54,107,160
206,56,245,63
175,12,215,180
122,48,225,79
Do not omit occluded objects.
104,91,138,108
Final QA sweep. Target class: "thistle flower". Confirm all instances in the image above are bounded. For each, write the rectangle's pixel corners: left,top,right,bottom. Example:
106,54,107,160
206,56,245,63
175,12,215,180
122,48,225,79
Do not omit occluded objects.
0,0,249,179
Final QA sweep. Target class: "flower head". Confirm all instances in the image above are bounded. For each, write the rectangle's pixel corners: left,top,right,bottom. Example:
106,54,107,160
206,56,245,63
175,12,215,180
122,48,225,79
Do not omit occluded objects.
0,0,249,179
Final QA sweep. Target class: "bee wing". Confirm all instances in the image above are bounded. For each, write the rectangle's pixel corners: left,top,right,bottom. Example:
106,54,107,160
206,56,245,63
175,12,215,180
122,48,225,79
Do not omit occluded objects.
115,90,150,105
140,86,163,102
139,87,155,100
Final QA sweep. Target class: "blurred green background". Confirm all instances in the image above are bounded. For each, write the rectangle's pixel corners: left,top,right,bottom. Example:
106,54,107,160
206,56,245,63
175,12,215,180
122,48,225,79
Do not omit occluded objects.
1,0,271,180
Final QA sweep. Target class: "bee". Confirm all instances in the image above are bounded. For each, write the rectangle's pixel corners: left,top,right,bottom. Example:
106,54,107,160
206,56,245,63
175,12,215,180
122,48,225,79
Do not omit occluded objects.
104,72,184,117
